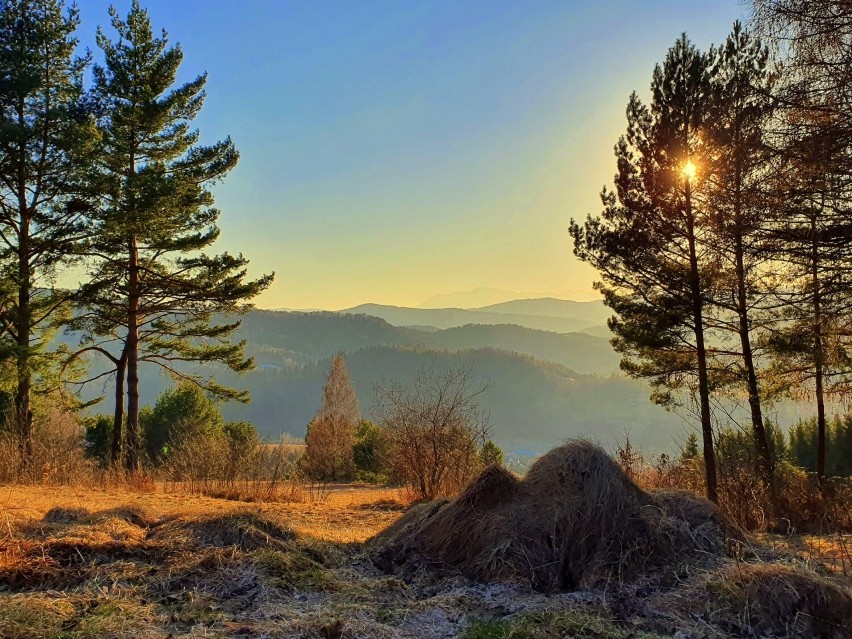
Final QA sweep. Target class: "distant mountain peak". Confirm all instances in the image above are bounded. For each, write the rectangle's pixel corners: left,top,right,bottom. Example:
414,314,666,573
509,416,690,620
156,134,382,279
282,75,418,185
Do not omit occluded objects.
418,288,545,309
418,288,602,310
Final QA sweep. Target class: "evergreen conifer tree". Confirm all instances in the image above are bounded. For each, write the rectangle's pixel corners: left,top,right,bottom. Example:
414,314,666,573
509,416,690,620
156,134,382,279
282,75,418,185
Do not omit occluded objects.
0,0,95,460
570,35,722,502
72,1,272,469
703,23,779,505
753,0,852,483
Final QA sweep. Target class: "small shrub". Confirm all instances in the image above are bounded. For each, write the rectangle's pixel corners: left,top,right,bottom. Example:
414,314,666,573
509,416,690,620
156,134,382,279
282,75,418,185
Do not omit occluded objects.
353,420,388,476
375,366,491,499
480,440,504,466
83,414,113,466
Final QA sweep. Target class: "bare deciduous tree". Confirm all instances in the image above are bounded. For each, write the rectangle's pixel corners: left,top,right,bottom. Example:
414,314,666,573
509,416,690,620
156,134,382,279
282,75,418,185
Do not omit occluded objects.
375,365,491,500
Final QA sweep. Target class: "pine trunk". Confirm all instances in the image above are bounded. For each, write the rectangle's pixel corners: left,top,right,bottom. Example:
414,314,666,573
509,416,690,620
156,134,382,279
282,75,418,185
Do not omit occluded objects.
111,348,128,465
125,237,141,472
685,178,718,503
811,211,827,484
733,175,778,515
15,246,32,462
14,96,33,465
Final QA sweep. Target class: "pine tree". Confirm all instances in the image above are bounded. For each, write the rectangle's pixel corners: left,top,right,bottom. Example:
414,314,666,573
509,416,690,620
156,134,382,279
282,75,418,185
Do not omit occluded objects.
303,353,360,482
703,23,779,506
72,1,272,470
0,0,95,461
679,432,699,462
570,35,721,502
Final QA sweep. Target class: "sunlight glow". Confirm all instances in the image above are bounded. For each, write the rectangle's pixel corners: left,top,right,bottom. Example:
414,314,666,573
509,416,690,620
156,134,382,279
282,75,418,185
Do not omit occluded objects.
682,160,697,180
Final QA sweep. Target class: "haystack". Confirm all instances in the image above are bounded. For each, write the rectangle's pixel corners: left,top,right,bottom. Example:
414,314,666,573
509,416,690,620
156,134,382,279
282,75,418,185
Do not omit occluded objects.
371,440,743,592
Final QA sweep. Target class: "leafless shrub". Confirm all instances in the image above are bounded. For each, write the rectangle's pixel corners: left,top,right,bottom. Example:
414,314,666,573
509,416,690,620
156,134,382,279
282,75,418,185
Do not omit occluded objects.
374,365,491,500
161,434,305,503
616,433,852,533
0,405,94,486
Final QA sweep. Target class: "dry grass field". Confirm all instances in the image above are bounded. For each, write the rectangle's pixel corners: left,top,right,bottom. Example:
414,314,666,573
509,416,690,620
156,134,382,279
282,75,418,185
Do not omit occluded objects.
0,475,850,639
0,483,406,544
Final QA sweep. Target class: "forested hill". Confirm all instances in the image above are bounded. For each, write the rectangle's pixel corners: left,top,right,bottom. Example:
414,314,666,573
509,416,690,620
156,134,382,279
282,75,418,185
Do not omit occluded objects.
74,307,679,450
236,310,620,374
183,309,675,452
213,345,680,452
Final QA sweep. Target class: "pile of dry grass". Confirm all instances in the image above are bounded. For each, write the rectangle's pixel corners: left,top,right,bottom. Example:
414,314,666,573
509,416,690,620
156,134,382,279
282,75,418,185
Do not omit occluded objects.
147,511,295,551
0,506,156,590
655,563,852,637
371,440,745,592
1,507,296,591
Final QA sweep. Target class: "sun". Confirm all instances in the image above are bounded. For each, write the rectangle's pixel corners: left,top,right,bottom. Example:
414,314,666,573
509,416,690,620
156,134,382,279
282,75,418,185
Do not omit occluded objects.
682,160,697,179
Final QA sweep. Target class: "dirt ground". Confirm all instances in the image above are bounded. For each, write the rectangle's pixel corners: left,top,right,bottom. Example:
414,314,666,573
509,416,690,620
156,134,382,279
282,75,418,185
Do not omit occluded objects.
0,484,849,639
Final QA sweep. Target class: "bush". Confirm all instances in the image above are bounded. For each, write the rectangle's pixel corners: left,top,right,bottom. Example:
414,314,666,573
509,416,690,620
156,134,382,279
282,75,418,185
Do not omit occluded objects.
0,403,93,485
375,366,491,500
144,382,224,464
619,428,852,533
161,434,304,502
353,420,388,475
480,440,504,466
83,414,114,466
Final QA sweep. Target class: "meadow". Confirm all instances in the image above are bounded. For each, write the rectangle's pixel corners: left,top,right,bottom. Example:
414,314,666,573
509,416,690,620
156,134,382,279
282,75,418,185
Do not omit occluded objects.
1,449,850,639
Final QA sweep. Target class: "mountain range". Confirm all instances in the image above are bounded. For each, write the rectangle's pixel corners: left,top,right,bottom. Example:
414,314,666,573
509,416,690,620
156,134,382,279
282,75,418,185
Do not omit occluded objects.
416,288,602,309
237,309,620,374
339,298,611,334
77,298,692,454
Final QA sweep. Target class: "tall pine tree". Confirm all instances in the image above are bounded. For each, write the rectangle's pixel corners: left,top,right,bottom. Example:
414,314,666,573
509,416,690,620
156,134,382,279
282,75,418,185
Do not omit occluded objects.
73,1,271,469
703,23,779,503
570,36,721,502
0,0,95,461
753,0,852,483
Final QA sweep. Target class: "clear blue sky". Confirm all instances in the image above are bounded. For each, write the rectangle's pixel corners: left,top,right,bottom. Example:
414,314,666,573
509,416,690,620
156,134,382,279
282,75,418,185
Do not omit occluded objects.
73,0,747,309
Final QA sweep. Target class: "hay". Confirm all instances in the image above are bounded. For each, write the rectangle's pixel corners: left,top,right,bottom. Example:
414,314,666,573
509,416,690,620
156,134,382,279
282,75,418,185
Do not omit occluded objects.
371,440,745,592
679,563,852,637
146,511,294,551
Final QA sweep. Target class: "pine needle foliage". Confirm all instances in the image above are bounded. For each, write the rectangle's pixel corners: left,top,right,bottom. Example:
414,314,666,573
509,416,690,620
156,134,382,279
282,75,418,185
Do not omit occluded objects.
0,0,97,460
70,1,272,469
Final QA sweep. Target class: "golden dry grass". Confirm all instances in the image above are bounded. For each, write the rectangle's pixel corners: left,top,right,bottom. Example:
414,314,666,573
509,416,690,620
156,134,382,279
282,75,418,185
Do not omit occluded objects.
0,477,849,639
0,483,409,544
759,531,852,576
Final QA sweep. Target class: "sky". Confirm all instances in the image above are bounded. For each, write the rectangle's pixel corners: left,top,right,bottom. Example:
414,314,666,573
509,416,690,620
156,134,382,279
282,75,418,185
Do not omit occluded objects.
72,0,748,310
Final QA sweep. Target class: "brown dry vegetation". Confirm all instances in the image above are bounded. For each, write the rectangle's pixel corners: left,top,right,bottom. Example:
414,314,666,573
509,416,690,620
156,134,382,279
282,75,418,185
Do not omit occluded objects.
1,444,850,639
372,441,852,638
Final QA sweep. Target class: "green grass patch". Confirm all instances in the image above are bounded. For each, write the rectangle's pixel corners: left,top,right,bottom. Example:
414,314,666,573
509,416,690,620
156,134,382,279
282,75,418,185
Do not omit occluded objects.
253,548,339,592
463,610,672,639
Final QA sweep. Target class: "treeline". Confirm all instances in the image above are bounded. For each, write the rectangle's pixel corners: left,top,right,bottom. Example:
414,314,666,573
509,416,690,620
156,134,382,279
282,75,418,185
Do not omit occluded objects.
0,0,271,475
571,3,852,515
